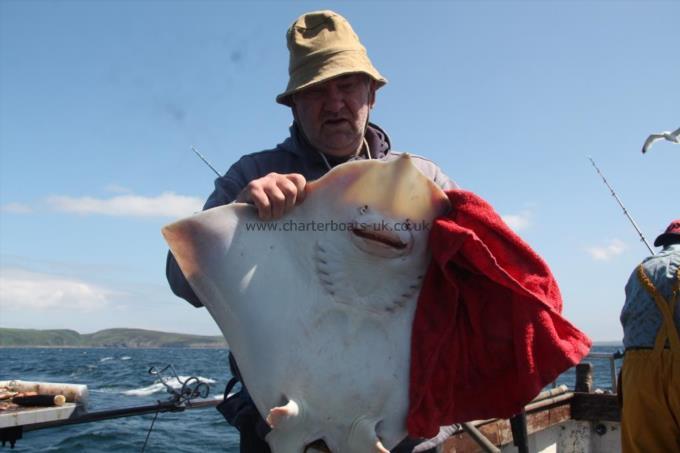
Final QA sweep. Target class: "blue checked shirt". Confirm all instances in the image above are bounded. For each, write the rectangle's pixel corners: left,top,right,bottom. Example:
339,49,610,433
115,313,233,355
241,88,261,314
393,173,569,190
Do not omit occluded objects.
621,244,680,349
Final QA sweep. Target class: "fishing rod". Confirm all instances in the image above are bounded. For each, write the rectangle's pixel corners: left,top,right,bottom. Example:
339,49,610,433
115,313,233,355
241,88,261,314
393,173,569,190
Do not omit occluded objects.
0,366,218,449
587,157,655,255
191,145,221,177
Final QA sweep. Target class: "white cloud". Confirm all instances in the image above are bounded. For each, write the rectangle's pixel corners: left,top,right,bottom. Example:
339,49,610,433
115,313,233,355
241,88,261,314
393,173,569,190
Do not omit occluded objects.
47,192,203,218
0,269,117,311
1,202,32,214
586,239,627,261
502,210,532,232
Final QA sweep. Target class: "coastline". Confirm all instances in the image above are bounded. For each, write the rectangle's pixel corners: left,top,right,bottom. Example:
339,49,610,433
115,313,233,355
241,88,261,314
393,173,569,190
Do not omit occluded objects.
0,327,227,349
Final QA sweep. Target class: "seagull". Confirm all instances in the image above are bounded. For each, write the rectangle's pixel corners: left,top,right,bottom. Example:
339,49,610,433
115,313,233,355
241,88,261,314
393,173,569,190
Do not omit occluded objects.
642,126,680,154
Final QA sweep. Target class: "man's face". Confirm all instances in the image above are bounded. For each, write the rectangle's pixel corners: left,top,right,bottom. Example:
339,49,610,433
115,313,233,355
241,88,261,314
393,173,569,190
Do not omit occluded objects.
292,74,376,157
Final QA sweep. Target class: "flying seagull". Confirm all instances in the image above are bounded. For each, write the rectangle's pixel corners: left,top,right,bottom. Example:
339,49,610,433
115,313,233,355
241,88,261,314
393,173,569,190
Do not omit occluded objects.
642,126,680,154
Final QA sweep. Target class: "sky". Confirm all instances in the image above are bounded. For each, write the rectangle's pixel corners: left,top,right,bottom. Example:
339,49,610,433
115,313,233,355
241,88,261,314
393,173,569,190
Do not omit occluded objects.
0,1,678,342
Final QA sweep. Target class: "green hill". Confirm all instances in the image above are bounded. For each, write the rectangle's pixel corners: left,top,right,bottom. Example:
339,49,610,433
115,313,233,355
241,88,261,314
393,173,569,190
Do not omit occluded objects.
0,328,84,347
0,328,227,348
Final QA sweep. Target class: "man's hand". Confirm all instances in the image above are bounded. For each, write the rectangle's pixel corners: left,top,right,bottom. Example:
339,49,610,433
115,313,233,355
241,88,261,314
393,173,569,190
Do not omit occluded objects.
236,173,307,220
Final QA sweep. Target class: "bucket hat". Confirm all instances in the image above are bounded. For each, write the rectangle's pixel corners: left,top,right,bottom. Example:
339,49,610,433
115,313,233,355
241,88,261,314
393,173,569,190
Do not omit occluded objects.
654,219,680,247
276,10,387,106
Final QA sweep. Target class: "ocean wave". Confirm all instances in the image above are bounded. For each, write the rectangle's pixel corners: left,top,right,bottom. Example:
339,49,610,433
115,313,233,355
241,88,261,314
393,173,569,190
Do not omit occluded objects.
122,376,217,397
120,356,131,361
99,357,114,362
90,388,123,394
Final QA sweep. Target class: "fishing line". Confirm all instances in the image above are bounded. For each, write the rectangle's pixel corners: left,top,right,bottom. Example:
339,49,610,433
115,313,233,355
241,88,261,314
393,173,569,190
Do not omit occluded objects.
140,410,160,453
139,365,211,452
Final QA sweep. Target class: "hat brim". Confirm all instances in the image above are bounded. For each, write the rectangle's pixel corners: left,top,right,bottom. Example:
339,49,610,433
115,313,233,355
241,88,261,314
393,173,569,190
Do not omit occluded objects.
276,51,387,106
654,232,680,247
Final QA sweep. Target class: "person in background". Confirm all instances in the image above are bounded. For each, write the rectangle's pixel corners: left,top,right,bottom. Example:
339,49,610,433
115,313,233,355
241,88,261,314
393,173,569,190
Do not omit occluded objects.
620,219,680,452
166,10,454,453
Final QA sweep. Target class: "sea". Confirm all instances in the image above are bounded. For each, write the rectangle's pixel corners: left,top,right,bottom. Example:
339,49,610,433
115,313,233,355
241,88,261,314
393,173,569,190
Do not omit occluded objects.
0,345,622,452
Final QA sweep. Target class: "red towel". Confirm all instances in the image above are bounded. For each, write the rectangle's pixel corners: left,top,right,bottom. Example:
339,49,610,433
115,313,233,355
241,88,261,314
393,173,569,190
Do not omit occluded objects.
407,190,591,437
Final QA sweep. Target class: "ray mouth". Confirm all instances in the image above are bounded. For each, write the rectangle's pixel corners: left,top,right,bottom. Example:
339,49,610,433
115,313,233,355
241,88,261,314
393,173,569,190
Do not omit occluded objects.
350,227,407,250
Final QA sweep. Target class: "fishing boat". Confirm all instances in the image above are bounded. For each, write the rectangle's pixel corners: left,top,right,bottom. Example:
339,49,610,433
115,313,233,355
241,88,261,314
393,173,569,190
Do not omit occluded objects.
440,352,622,452
0,352,622,452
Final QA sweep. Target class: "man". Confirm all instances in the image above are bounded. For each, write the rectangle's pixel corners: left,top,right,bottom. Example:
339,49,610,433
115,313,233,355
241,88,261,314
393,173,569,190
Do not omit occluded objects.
166,10,454,452
620,219,680,452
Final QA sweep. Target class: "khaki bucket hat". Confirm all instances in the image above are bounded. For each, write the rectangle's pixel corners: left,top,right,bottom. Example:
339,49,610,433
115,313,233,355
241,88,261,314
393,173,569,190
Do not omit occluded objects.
276,10,387,106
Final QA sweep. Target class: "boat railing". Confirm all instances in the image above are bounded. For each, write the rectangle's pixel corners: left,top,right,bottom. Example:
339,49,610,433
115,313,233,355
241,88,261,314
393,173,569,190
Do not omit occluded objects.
551,349,624,392
586,349,623,393
583,350,624,392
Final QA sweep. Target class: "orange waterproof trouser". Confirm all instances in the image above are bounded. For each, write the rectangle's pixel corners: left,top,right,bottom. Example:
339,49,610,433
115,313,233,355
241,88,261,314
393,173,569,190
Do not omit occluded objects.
621,350,680,453
621,265,680,453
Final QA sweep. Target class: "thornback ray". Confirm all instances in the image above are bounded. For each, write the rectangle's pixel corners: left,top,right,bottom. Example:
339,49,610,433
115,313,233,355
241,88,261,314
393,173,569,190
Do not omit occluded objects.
163,154,450,452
